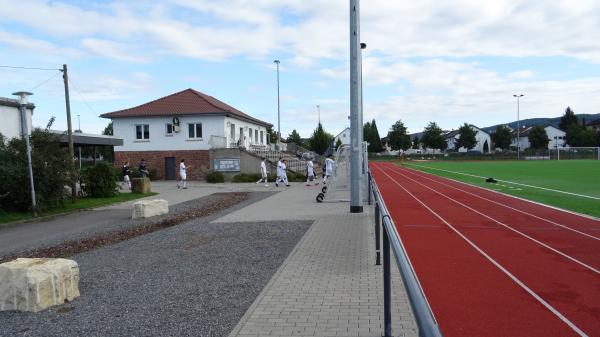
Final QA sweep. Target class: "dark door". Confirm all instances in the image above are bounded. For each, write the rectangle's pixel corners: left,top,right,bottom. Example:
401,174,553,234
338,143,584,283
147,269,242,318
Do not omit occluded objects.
165,157,176,180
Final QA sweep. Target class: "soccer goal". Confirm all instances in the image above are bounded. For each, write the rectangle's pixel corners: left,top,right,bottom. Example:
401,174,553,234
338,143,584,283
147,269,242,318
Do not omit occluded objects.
556,147,600,160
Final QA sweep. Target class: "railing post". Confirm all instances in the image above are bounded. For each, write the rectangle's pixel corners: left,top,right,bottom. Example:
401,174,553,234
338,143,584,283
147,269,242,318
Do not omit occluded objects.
367,171,372,205
383,220,393,337
375,202,381,266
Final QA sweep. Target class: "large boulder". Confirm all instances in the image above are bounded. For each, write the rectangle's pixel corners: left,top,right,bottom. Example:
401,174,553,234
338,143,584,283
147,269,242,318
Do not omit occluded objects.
132,199,169,219
0,258,80,312
132,177,151,193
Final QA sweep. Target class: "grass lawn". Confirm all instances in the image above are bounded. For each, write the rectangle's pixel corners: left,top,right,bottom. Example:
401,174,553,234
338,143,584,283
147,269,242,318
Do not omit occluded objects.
399,160,600,218
0,192,158,225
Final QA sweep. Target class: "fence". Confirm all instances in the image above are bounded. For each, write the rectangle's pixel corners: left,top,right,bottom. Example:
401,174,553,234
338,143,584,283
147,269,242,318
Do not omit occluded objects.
369,171,444,337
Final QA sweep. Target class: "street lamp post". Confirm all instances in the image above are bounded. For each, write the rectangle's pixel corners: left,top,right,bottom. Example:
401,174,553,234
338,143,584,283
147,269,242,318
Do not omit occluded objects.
274,60,281,149
349,0,363,213
316,105,320,124
12,91,36,215
513,94,524,160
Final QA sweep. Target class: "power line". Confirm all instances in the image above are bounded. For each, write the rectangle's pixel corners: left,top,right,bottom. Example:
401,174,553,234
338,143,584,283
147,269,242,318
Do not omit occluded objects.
29,71,62,91
0,65,61,71
67,76,97,116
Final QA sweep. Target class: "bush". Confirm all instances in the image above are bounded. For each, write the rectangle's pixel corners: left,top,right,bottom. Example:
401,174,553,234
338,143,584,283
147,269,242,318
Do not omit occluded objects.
232,173,262,182
206,171,224,183
287,171,307,182
81,162,119,197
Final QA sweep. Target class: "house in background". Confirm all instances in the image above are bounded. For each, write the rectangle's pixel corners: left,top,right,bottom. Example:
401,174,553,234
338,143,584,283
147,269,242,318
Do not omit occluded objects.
586,118,600,132
334,127,350,146
444,125,491,153
0,96,34,141
101,88,271,180
511,125,566,150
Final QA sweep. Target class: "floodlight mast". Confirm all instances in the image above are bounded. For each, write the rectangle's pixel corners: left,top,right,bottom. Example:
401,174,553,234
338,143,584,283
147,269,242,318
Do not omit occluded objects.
513,94,524,160
349,0,363,213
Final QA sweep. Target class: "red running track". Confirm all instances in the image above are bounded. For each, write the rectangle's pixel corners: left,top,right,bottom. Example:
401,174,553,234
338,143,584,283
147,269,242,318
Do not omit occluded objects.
370,162,600,337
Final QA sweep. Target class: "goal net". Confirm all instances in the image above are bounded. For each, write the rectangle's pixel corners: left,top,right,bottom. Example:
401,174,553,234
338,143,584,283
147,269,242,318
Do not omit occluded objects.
556,147,600,160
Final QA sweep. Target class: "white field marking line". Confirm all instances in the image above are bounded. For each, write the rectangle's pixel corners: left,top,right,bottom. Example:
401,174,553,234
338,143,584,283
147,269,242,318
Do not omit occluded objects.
373,166,589,337
393,166,600,241
404,163,600,223
385,166,600,275
408,163,600,201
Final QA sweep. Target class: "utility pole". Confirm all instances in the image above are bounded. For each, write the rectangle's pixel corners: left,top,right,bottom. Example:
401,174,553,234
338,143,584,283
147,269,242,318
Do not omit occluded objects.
349,0,363,213
62,64,77,202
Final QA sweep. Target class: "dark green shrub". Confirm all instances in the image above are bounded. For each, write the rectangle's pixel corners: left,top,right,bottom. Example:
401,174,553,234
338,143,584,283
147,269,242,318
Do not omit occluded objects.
206,171,225,183
232,173,262,182
81,162,119,197
0,129,74,212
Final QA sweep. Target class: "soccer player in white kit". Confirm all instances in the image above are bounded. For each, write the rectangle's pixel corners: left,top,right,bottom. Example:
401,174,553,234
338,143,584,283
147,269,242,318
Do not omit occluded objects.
276,158,290,187
323,155,334,184
177,159,190,189
305,160,317,186
256,157,269,186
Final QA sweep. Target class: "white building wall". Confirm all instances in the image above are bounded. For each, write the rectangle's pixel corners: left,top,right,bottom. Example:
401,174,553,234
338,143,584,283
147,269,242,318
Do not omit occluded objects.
113,115,225,151
0,105,33,141
112,115,269,152
448,127,491,153
546,126,567,149
334,127,351,145
223,116,269,148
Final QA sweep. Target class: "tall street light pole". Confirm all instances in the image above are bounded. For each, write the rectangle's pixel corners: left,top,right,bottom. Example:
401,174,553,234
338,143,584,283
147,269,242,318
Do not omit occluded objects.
274,60,281,149
349,0,363,213
513,94,524,160
12,91,36,216
317,105,321,124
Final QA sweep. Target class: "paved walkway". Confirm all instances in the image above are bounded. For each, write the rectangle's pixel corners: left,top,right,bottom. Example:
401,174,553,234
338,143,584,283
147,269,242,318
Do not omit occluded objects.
221,186,417,337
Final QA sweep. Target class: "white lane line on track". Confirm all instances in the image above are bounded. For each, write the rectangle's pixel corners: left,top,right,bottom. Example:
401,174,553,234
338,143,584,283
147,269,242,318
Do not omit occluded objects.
384,165,600,275
408,163,600,201
393,165,600,241
373,165,589,337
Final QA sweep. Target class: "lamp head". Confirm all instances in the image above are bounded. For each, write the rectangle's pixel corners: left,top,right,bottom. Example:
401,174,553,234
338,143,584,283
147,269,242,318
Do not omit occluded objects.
12,91,33,105
274,59,280,64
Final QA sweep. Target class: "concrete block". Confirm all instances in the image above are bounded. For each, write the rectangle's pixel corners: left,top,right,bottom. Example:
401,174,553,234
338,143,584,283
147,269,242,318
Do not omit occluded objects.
132,199,169,219
0,258,80,312
132,177,151,193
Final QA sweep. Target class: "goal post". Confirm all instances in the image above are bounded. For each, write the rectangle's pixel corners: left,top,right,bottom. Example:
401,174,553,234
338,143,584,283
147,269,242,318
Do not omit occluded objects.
556,147,600,160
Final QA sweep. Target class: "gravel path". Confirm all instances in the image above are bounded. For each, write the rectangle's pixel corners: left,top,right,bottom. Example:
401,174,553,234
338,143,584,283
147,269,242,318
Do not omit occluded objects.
0,192,267,257
0,192,312,337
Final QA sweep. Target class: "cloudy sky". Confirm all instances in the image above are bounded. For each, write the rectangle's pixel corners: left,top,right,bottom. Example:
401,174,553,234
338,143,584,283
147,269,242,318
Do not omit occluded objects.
1,0,600,138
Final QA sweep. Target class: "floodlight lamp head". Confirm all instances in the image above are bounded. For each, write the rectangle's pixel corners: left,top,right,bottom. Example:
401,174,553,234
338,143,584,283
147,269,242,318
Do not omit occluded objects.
12,91,33,105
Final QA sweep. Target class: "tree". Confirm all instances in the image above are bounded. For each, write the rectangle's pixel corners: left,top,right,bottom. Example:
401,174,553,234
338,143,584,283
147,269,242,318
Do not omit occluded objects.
307,123,334,155
528,126,550,149
491,125,512,150
483,140,489,153
363,121,372,148
559,107,578,131
566,124,596,147
412,136,420,149
265,125,278,144
335,138,343,149
287,129,303,146
455,123,477,151
367,119,383,153
387,120,411,151
420,122,447,151
102,121,113,135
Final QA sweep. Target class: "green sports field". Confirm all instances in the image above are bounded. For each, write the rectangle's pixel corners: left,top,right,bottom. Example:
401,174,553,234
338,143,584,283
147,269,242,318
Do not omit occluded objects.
401,160,600,218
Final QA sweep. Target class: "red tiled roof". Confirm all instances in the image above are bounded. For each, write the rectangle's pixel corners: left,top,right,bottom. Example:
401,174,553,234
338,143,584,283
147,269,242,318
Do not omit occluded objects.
100,88,271,127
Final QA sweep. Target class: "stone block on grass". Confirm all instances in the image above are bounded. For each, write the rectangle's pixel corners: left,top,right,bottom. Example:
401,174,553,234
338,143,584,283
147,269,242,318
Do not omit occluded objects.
0,258,80,312
132,177,151,193
132,199,169,219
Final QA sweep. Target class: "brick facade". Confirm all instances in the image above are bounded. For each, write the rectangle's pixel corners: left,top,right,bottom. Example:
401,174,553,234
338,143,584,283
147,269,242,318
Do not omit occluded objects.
115,150,210,180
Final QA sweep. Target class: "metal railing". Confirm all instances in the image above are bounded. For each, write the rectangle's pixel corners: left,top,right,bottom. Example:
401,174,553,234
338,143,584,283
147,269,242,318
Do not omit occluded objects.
369,171,444,337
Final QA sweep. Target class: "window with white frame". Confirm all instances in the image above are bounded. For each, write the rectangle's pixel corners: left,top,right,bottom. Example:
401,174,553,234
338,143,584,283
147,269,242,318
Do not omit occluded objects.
255,129,258,143
135,124,150,140
165,123,174,136
249,128,253,142
188,123,202,139
260,131,264,144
